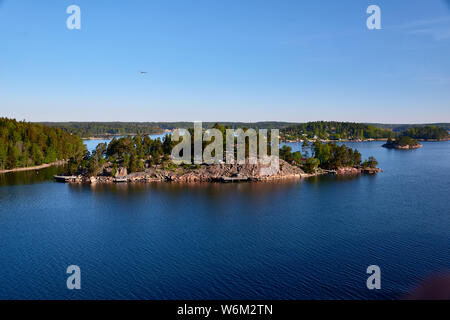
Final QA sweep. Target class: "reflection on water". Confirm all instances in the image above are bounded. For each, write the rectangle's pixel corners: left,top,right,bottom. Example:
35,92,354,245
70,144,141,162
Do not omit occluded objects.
0,165,66,186
69,179,304,196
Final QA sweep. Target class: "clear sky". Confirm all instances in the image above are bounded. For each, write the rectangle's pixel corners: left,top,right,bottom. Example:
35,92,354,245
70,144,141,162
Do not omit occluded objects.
0,0,449,123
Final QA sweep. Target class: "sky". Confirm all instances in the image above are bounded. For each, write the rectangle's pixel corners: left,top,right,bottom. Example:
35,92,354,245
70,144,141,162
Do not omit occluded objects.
0,0,449,123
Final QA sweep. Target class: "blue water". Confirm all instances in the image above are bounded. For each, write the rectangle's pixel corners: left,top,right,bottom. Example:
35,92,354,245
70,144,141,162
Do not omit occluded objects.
0,141,449,299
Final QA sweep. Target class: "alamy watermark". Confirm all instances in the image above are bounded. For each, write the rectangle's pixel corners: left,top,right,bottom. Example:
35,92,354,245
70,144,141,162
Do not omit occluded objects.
66,5,81,30
366,5,381,30
170,122,280,176
66,265,81,290
366,265,381,290
64,5,381,32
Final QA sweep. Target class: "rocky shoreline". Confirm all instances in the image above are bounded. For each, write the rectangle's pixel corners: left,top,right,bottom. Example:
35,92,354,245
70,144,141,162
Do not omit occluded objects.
382,142,423,150
55,159,381,184
282,138,389,143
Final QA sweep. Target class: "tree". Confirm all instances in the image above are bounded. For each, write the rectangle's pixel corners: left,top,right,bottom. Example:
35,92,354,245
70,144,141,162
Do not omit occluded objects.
292,151,302,164
129,154,138,173
303,157,319,173
367,156,378,168
0,117,85,170
279,145,293,162
397,136,418,147
301,140,310,157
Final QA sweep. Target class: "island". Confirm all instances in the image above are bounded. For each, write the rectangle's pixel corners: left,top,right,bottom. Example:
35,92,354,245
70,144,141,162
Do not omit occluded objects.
382,136,423,150
56,124,381,184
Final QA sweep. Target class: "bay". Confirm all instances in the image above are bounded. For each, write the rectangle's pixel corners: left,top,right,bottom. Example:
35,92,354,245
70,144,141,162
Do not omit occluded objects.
0,141,449,299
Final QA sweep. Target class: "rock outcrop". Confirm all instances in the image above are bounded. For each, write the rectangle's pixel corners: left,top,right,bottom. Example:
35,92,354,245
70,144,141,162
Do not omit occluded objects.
56,159,381,184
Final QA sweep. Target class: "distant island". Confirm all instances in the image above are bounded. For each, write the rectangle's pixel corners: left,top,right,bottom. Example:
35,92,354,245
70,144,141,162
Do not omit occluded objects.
382,136,422,150
381,126,450,150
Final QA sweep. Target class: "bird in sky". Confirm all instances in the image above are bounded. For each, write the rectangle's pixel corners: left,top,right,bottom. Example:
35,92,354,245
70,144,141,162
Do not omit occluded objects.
140,71,148,74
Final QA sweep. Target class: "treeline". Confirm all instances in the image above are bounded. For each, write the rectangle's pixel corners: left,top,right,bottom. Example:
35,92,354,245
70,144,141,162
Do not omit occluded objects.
401,126,449,140
42,122,163,138
371,123,450,132
42,121,298,138
42,121,450,141
279,141,377,173
70,134,176,176
0,118,85,170
281,121,393,140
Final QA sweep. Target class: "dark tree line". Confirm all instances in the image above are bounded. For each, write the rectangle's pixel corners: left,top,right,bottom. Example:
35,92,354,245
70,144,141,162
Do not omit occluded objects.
281,121,393,140
42,121,298,138
401,126,449,140
42,122,163,138
0,118,85,170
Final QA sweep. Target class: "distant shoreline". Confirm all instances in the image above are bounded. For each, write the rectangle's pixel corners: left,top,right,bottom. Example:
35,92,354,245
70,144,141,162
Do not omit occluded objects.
282,138,450,143
81,132,167,140
0,160,67,174
281,138,389,143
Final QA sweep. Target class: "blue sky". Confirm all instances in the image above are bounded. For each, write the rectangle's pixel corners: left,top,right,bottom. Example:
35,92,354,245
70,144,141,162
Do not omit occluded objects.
0,0,449,123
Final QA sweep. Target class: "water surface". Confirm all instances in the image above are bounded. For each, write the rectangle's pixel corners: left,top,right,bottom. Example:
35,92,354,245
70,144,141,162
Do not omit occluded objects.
0,141,449,299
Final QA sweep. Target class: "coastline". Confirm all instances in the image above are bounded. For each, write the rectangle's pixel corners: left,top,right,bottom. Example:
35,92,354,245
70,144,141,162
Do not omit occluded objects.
0,160,67,174
282,138,389,143
282,138,450,143
55,161,381,184
81,132,166,140
382,143,423,150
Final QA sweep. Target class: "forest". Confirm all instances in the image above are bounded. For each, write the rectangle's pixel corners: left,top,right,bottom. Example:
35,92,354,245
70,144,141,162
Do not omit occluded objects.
279,141,377,173
0,118,85,170
42,122,163,138
281,121,393,140
42,121,450,141
69,134,176,176
400,126,449,140
43,121,298,138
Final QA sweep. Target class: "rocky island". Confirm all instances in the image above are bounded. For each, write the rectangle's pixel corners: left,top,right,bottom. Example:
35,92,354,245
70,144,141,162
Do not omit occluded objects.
56,159,381,184
382,136,423,150
56,126,381,184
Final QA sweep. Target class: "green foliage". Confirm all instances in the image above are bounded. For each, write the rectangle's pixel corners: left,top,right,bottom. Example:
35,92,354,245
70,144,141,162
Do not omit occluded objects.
302,157,320,173
0,117,85,170
167,161,178,171
280,141,369,172
292,151,303,164
362,156,378,169
397,136,419,147
279,145,293,162
401,126,449,140
313,141,362,169
282,121,392,140
75,134,177,175
42,122,163,138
